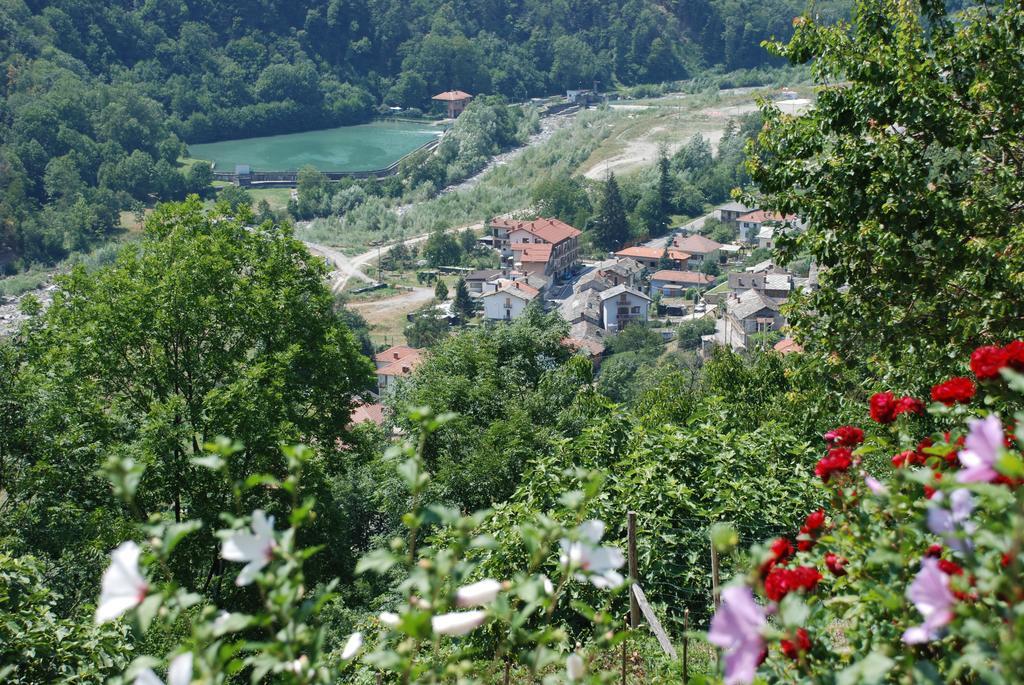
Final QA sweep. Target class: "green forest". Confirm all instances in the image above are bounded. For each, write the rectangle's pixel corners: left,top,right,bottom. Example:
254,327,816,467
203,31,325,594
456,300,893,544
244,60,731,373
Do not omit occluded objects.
5,0,1024,683
0,0,849,270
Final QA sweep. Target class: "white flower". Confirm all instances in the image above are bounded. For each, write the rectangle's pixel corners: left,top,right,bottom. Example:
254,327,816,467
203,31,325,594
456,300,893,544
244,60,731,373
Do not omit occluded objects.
455,579,502,607
284,655,312,678
341,632,363,660
134,653,193,685
559,520,625,589
378,611,400,628
540,574,554,595
211,611,233,635
566,652,585,680
96,541,149,624
431,610,487,636
221,510,277,586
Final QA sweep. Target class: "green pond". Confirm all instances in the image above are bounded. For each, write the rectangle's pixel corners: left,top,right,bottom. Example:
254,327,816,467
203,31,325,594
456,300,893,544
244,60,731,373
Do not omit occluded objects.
188,121,442,173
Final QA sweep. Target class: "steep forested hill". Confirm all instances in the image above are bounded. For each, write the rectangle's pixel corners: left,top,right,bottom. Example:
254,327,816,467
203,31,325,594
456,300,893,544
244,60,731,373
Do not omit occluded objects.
0,0,847,269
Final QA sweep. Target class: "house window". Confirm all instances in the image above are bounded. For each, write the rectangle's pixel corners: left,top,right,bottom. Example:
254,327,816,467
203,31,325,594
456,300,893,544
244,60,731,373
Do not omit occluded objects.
631,306,640,314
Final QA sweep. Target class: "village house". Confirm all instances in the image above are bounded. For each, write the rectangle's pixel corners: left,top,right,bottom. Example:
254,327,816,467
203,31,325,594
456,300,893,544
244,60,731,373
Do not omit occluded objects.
481,279,540,321
562,325,607,367
673,234,723,267
649,269,715,297
374,345,425,395
717,201,754,225
599,284,651,332
490,217,582,279
735,210,798,244
350,402,385,427
774,338,804,355
559,289,604,327
583,257,645,289
711,289,785,352
729,266,815,302
464,268,505,294
613,246,691,270
432,90,473,118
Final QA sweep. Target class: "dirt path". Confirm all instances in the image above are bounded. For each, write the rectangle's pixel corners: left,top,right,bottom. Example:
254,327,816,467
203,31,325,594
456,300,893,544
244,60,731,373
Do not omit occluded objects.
303,222,483,294
583,96,811,180
348,287,435,327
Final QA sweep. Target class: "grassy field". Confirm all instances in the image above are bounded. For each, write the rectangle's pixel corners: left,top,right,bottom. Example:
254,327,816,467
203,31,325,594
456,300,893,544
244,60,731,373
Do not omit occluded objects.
298,85,806,255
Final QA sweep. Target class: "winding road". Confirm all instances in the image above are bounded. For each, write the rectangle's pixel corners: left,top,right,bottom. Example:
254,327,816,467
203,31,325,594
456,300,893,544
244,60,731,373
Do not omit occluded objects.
303,222,483,295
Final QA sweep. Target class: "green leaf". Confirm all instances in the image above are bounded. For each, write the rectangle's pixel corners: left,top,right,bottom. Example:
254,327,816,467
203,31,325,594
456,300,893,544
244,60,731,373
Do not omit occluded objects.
355,549,398,575
837,651,895,685
134,593,163,634
164,520,202,555
190,455,225,471
778,594,809,628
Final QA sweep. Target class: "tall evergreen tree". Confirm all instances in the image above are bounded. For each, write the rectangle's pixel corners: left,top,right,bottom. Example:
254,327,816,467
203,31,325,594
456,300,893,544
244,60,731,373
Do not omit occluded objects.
435,279,449,301
590,173,630,251
657,147,675,221
452,277,475,322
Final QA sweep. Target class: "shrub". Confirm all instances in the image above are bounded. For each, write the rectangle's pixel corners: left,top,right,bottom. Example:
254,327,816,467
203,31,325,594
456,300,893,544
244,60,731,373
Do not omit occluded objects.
706,341,1024,683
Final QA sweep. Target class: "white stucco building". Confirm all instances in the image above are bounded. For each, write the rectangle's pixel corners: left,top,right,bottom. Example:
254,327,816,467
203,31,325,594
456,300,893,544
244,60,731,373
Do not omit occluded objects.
598,285,651,332
481,279,540,321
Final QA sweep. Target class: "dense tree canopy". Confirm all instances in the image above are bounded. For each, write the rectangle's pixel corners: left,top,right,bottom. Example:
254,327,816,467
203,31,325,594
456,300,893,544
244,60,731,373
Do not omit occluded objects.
1,198,374,605
749,0,1024,383
0,0,849,270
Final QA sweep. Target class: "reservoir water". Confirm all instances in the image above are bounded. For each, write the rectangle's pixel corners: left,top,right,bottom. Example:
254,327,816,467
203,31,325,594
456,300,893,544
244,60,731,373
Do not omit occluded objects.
188,121,442,173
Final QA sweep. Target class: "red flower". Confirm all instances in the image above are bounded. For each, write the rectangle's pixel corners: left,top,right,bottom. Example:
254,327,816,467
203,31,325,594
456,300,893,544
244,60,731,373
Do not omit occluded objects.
894,396,925,417
760,537,794,576
815,448,853,482
971,345,1010,380
925,543,944,558
825,552,847,577
931,377,976,405
824,426,864,447
797,509,827,551
869,391,897,424
764,566,821,601
803,509,826,532
1002,552,1013,567
1004,340,1024,371
891,450,915,467
938,559,964,576
780,628,811,660
791,566,822,590
764,567,790,601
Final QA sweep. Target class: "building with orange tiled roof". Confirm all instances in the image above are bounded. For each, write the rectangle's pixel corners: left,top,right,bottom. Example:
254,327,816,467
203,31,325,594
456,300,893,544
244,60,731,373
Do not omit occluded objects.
375,345,424,395
674,235,724,265
613,246,691,270
774,338,804,355
432,90,473,118
492,217,582,279
649,269,715,296
736,210,798,243
350,402,385,426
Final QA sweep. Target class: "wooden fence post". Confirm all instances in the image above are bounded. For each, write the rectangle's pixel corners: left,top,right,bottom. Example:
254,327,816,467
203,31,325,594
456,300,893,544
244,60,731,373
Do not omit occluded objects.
710,537,721,612
682,607,690,684
621,633,628,685
627,511,640,629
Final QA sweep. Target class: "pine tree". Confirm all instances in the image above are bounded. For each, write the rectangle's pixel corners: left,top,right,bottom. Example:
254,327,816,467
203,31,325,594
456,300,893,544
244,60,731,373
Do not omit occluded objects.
434,279,449,301
657,147,675,223
452,277,475,322
590,173,630,251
